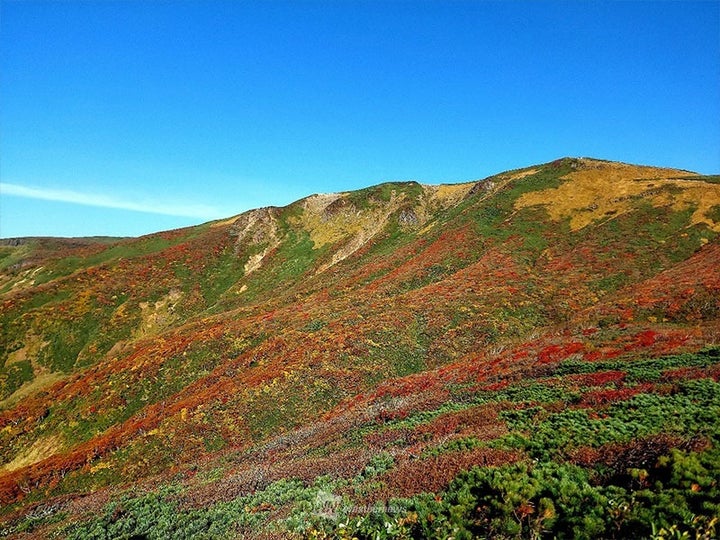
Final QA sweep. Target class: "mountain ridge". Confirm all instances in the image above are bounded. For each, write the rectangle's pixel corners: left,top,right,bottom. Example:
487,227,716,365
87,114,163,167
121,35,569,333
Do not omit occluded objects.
1,156,719,538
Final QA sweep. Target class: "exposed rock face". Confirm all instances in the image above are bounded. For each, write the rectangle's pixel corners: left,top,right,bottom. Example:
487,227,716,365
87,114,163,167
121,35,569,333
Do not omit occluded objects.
230,207,281,274
467,179,496,198
397,207,419,226
230,207,279,247
321,197,357,222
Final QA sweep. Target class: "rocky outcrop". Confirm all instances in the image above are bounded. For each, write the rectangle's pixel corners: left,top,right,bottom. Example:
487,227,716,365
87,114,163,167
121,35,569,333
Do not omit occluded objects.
230,207,281,274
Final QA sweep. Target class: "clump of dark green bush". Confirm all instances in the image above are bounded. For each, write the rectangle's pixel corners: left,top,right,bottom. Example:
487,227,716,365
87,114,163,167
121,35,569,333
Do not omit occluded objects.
320,444,719,540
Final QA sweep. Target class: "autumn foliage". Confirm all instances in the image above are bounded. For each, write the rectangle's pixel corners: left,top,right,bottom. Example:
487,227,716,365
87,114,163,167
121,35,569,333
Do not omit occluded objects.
1,158,719,537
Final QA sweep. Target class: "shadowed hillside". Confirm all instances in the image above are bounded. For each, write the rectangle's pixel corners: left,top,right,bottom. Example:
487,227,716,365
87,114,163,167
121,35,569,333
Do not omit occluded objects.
1,158,719,539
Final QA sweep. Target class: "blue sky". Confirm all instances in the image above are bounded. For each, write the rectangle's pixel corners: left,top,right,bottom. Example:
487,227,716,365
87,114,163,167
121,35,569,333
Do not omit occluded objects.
1,0,719,238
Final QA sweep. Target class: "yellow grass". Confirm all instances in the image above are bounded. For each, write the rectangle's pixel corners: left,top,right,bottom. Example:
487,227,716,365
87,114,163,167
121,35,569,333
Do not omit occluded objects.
210,215,242,228
507,168,539,181
515,160,720,231
0,435,64,472
294,193,383,249
429,182,476,207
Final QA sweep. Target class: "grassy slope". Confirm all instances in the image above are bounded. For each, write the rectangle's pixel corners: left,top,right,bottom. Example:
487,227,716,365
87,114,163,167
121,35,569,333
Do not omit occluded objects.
0,158,719,538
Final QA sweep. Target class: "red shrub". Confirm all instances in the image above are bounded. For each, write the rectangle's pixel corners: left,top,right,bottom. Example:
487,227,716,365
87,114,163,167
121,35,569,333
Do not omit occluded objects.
634,330,659,347
538,342,585,364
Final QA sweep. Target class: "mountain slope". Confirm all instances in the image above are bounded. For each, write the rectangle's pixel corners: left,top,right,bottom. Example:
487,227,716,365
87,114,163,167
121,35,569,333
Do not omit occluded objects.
1,157,719,538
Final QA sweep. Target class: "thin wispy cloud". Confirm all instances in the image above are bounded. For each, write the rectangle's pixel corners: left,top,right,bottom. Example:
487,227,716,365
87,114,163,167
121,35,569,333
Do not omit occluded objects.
1,182,223,220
